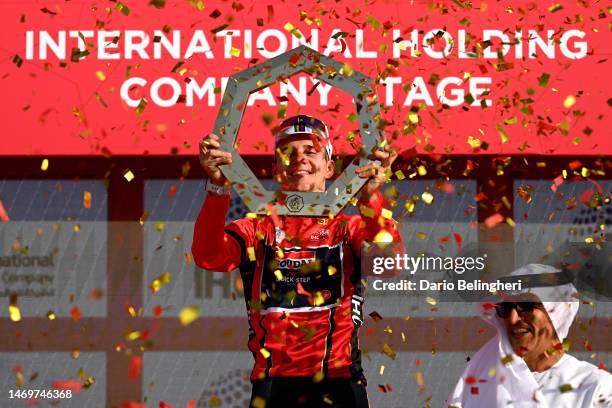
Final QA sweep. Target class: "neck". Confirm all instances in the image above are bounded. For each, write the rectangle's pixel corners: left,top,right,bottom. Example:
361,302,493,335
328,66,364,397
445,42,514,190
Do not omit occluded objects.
523,349,564,372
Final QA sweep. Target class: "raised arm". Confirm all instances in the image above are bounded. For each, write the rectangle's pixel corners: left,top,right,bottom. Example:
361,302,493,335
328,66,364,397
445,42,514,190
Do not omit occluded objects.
191,133,251,272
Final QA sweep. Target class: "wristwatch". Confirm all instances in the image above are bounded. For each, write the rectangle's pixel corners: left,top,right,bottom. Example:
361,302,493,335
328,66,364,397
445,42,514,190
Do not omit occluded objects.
205,179,231,196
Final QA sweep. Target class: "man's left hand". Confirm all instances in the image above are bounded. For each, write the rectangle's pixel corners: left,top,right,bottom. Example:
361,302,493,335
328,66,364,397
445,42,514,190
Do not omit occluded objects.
355,143,398,200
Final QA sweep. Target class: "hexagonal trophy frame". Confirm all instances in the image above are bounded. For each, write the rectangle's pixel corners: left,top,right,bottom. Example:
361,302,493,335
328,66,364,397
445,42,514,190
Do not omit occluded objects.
212,45,383,217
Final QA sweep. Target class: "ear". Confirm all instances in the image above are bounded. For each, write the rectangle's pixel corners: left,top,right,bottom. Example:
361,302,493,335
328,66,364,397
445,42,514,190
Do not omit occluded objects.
324,159,334,179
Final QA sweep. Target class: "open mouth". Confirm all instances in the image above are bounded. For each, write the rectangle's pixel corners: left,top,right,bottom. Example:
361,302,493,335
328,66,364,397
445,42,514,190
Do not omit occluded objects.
510,326,532,337
290,170,312,176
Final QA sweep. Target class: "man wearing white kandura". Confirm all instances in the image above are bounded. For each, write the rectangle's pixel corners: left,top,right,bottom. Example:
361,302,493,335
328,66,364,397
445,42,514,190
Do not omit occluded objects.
447,263,612,408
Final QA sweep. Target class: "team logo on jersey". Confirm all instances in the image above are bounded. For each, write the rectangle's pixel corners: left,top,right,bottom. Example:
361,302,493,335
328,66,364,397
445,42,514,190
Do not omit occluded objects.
309,229,329,242
275,250,316,270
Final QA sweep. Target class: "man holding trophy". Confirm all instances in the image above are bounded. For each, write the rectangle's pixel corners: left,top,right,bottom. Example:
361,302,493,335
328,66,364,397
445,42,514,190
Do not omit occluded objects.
192,113,402,407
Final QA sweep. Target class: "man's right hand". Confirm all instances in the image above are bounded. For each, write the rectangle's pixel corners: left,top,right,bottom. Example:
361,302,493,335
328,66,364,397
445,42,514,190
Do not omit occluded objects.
199,133,232,186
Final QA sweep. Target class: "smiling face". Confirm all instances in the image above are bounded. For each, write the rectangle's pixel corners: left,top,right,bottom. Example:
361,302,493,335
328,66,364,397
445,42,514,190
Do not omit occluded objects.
274,135,334,192
501,302,559,361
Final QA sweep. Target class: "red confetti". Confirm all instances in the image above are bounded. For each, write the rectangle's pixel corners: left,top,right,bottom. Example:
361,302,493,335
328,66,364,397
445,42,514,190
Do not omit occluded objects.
168,185,177,197
484,213,504,228
70,307,81,321
122,402,146,408
453,233,463,252
470,386,479,395
128,356,142,380
159,402,173,408
0,200,9,221
153,304,163,317
52,380,82,393
466,376,476,385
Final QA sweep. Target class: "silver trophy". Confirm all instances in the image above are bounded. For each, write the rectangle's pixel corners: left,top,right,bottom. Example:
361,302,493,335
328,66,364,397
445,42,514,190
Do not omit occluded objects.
213,45,384,217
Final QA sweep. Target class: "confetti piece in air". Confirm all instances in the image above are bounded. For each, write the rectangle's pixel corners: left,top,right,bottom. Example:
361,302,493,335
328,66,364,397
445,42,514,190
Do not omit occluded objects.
501,354,513,365
179,305,200,325
128,356,142,380
95,71,106,81
563,95,576,108
12,54,23,67
382,343,396,360
415,372,425,389
559,384,573,393
83,191,92,208
115,2,130,15
52,380,82,393
426,297,437,306
15,370,24,388
247,246,256,261
260,348,271,359
150,271,171,293
121,402,146,408
374,230,393,243
369,311,383,321
70,306,81,321
421,192,434,204
538,73,550,87
0,200,9,222
9,304,21,322
484,213,504,228
121,169,136,182
41,158,49,171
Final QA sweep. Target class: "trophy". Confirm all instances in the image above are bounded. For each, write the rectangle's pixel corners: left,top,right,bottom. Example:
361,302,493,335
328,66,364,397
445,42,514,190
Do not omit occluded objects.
212,45,384,217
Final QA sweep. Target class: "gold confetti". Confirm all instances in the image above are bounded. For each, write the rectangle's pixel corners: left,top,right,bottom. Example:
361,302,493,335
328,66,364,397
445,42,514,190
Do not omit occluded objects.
123,169,135,182
328,265,337,276
16,371,24,388
230,47,241,57
150,271,171,293
154,222,165,231
415,372,425,388
179,305,200,325
96,71,106,81
73,224,81,232
47,311,56,320
374,230,393,243
381,208,393,219
417,165,427,176
247,247,256,261
9,304,21,322
395,170,405,180
501,354,513,365
340,63,354,76
126,330,142,341
425,297,437,305
41,159,49,171
382,343,396,360
563,95,576,108
260,348,271,359
488,366,496,377
274,270,283,281
379,365,385,375
83,191,92,209
421,192,434,204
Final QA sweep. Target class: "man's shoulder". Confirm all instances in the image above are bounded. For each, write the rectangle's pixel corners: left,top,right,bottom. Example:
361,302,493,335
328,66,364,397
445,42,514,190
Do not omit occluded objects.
562,354,612,384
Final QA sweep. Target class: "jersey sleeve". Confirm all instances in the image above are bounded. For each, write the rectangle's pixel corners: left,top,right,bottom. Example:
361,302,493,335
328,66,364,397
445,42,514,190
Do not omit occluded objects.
191,193,256,272
347,189,403,256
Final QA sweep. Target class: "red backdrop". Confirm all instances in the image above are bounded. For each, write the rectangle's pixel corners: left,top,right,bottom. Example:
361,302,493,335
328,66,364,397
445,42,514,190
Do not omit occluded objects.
1,0,610,156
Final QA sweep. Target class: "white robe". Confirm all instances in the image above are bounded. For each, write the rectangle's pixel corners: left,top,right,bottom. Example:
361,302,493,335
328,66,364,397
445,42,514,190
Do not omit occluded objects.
532,354,612,408
447,264,612,408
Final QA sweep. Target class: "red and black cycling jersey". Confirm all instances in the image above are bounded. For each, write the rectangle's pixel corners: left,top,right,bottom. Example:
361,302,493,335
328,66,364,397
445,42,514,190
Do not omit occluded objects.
192,191,401,382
